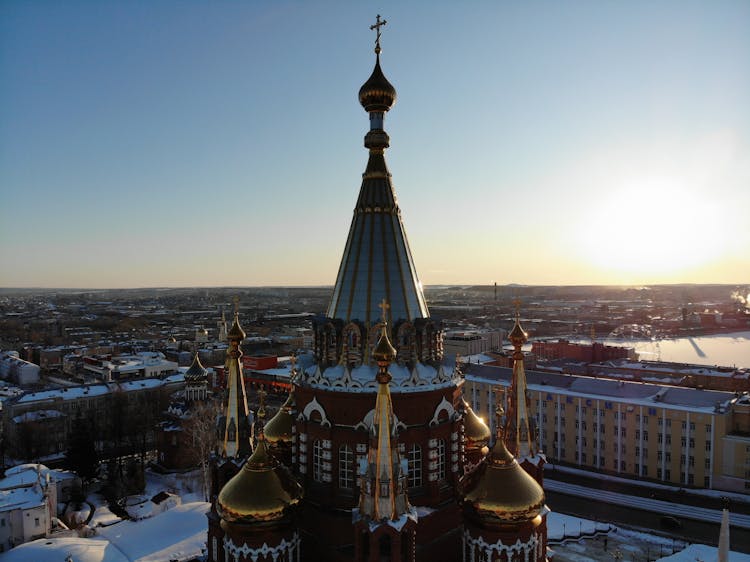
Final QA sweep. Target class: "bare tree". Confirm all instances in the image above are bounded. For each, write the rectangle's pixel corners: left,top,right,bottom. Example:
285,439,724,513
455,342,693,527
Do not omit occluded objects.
183,398,220,501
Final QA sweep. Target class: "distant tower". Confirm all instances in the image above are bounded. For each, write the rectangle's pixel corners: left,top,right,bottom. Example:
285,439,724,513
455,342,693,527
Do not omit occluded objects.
207,310,254,562
217,389,303,562
461,399,548,562
353,318,417,562
218,309,228,342
504,306,545,484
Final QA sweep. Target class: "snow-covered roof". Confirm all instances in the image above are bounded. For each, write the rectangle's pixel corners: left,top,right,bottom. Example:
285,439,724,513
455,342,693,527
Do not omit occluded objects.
1,537,129,562
0,485,45,511
2,463,76,490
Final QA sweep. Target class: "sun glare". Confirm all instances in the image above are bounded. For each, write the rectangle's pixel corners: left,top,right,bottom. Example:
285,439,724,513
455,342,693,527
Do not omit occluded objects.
575,178,723,280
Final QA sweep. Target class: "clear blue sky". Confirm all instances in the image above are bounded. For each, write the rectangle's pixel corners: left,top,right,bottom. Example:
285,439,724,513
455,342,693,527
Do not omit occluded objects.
1,1,748,288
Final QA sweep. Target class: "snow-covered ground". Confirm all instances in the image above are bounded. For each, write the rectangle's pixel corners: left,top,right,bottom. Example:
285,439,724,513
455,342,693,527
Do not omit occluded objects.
657,544,750,561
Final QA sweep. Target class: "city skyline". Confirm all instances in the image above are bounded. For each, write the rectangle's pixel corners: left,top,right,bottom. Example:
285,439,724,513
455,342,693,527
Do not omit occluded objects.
1,2,748,289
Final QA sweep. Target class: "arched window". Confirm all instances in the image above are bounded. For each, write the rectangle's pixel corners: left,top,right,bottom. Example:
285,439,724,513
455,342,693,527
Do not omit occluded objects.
313,440,324,482
407,444,422,488
339,444,354,488
436,439,446,481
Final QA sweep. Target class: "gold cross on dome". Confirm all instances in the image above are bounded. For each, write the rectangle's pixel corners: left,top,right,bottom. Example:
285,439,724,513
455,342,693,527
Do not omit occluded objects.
370,14,387,53
378,298,390,324
512,298,522,317
233,296,240,316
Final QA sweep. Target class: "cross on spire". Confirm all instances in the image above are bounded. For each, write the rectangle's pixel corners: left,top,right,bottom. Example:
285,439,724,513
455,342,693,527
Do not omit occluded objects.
512,298,522,318
378,298,390,324
233,296,240,316
370,14,387,54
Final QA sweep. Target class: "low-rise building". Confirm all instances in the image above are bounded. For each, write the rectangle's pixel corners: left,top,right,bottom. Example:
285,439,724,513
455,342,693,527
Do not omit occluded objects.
82,351,177,381
464,362,750,493
443,329,504,357
0,352,40,386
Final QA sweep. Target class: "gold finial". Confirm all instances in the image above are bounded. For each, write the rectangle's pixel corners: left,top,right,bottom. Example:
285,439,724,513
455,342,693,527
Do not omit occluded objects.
378,298,390,324
233,296,240,316
370,14,387,54
257,386,267,421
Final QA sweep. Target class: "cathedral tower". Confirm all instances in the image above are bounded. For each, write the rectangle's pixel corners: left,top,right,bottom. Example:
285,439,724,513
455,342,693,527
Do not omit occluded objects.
292,17,464,561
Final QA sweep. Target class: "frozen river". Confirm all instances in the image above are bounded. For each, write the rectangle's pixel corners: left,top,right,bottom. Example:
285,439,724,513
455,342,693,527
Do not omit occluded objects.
597,331,750,370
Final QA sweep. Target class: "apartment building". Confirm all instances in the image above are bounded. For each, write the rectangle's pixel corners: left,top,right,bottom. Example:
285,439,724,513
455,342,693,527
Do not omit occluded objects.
464,363,750,493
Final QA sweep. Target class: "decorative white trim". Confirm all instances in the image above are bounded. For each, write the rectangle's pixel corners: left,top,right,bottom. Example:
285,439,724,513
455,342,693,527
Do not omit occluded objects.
354,408,406,432
224,532,301,562
429,397,456,426
463,529,541,562
302,397,331,427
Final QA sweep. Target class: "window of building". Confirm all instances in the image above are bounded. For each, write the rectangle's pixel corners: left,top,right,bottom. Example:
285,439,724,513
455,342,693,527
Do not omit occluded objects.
705,458,711,469
643,430,649,441
689,456,695,467
681,421,687,431
581,452,587,463
658,433,663,444
657,468,662,479
665,434,671,445
436,439,446,481
313,440,324,482
635,446,640,457
339,445,354,489
689,438,695,449
599,456,605,466
407,444,422,488
690,422,695,431
665,469,671,480
581,421,587,430
620,460,626,470
665,452,671,462
705,440,711,451
613,459,618,470
705,424,712,434
680,454,686,466
621,428,626,438
34,517,40,527
636,430,640,440
681,437,687,447
643,415,649,424
704,476,710,488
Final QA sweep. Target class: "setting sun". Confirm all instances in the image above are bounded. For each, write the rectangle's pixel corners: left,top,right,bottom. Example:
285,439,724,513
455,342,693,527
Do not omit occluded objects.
575,177,724,279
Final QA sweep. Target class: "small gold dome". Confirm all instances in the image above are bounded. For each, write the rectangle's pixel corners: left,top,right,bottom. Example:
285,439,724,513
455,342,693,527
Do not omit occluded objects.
372,325,397,364
184,353,207,382
217,439,302,524
509,316,528,348
264,393,294,446
227,314,246,342
463,399,491,450
359,55,397,113
462,438,544,524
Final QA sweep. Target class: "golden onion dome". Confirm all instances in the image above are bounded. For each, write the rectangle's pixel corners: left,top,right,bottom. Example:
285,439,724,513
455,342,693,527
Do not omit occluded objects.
184,353,207,382
372,325,397,364
227,314,246,342
508,316,528,348
359,55,397,113
264,393,294,446
463,399,491,450
217,438,302,524
462,437,544,524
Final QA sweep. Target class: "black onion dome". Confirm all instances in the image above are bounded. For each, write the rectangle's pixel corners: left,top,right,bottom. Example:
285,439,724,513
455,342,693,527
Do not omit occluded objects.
359,55,397,112
184,353,207,382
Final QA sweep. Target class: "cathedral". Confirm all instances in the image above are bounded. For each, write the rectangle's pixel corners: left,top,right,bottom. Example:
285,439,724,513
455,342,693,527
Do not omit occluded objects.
206,17,549,562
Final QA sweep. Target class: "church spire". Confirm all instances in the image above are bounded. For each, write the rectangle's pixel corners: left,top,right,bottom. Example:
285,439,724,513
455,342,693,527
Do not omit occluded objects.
220,308,253,458
357,313,411,521
326,17,428,328
503,303,545,484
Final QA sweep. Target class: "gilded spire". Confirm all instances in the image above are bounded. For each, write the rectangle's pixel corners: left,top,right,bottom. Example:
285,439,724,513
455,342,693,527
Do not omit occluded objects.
504,305,538,460
358,319,411,521
220,309,252,458
327,19,429,328
264,357,296,447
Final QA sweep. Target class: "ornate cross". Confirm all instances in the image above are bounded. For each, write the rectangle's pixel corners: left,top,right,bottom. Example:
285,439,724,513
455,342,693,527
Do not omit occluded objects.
233,296,240,316
378,298,390,324
370,14,387,53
